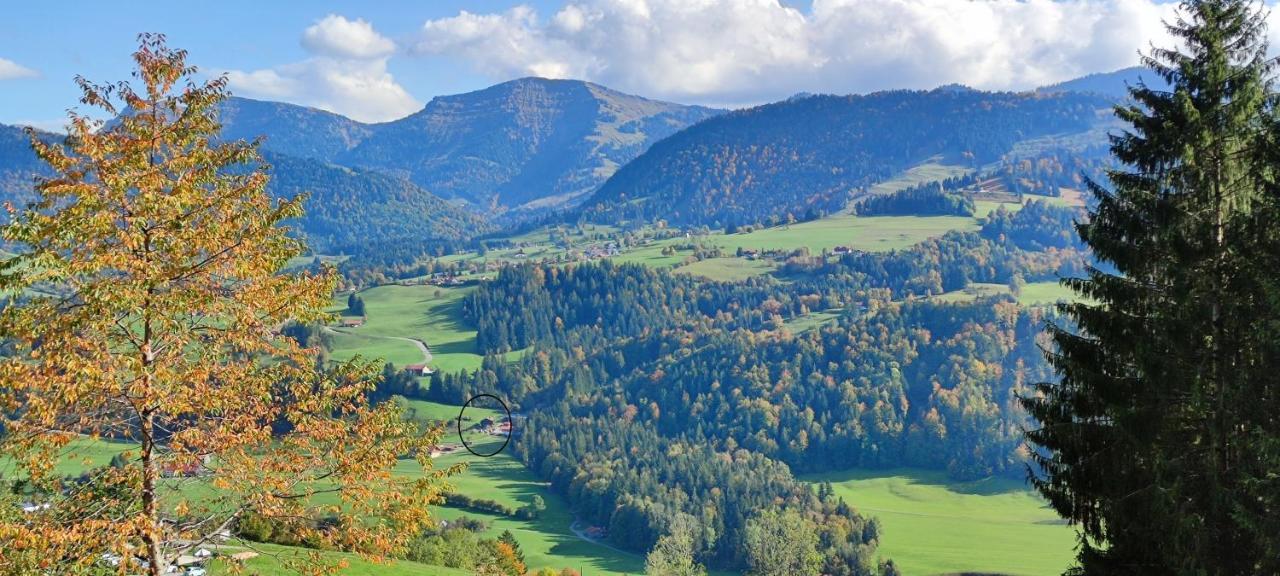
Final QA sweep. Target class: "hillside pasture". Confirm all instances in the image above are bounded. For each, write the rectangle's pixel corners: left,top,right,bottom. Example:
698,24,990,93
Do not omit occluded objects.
207,541,472,576
863,161,973,201
327,284,484,374
928,281,1079,307
801,468,1077,576
673,256,777,281
711,214,981,254
429,447,647,576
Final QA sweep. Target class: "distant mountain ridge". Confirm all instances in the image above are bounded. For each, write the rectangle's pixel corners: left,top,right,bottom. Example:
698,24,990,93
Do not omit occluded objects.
1036,66,1171,99
0,123,489,253
217,78,723,213
580,88,1113,227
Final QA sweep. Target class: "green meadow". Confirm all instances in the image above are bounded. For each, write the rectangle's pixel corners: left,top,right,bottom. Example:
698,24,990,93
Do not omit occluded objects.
208,541,472,576
929,281,1080,307
0,436,134,478
328,283,485,374
429,441,647,576
674,256,778,281
801,468,1078,576
709,214,981,254
783,308,844,332
864,161,973,200
609,213,983,279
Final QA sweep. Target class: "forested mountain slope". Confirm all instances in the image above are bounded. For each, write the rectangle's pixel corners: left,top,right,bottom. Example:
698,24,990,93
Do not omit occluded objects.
1036,66,1172,99
0,124,51,207
0,124,488,253
216,79,721,212
217,97,374,160
580,89,1110,227
262,153,492,252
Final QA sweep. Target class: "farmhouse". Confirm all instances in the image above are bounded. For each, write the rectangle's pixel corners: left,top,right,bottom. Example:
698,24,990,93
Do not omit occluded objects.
403,363,433,376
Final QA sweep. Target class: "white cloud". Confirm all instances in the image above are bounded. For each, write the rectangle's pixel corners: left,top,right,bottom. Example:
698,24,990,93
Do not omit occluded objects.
0,57,37,80
225,14,419,122
302,14,396,59
410,0,1195,106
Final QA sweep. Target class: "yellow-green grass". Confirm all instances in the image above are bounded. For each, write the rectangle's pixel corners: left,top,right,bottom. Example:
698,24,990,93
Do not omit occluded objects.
801,468,1078,576
934,281,1079,306
325,330,425,367
608,241,691,268
784,308,844,332
430,446,646,575
928,281,1080,307
714,214,980,254
328,284,484,374
0,436,136,478
402,398,502,426
1016,281,1082,306
863,162,974,201
975,191,1085,219
973,199,1024,218
207,541,472,576
609,215,979,272
674,257,777,281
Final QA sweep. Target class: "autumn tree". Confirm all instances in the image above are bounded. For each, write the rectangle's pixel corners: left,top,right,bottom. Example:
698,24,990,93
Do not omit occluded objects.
0,34,450,575
644,513,706,576
743,509,821,576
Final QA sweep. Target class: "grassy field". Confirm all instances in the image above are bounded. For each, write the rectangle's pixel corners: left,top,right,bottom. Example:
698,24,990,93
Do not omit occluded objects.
609,213,980,277
864,161,973,200
403,398,501,425
430,444,647,576
714,214,979,253
783,308,844,332
208,541,472,576
674,256,777,281
801,468,1078,576
328,284,484,374
0,436,135,478
929,281,1079,307
974,199,1024,218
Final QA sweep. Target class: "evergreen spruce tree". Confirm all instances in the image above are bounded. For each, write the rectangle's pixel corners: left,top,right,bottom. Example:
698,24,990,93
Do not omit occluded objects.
1023,1,1280,573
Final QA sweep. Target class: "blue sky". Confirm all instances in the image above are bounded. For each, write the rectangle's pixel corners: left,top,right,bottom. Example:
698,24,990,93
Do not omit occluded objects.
0,0,1199,128
0,1,552,127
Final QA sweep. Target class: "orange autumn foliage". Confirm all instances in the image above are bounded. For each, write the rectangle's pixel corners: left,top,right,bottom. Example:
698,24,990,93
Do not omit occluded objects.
0,34,452,576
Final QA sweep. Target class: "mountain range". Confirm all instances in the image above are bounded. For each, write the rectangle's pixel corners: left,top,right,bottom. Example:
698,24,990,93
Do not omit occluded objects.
1036,66,1171,99
0,68,1146,252
218,78,722,213
580,88,1111,227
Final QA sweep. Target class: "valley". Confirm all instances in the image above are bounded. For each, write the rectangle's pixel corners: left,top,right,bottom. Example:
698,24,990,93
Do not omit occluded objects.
304,168,1089,573
0,51,1118,576
5,2,1274,574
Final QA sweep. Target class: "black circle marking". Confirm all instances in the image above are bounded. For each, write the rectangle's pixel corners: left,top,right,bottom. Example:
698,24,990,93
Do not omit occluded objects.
457,394,512,458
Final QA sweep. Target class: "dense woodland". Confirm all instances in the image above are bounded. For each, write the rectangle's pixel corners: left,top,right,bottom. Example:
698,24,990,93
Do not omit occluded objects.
581,89,1108,227
856,182,976,216
263,152,494,253
404,192,1086,570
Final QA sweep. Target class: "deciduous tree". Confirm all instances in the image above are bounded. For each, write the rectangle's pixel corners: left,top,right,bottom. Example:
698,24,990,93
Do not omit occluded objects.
0,34,450,576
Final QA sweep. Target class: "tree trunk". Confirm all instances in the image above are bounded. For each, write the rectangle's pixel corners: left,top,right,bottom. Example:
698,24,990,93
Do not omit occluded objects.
140,407,163,576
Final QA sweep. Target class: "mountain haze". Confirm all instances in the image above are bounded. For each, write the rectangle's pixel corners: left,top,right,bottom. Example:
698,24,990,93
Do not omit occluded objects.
0,124,488,253
218,78,723,213
1036,66,1172,99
